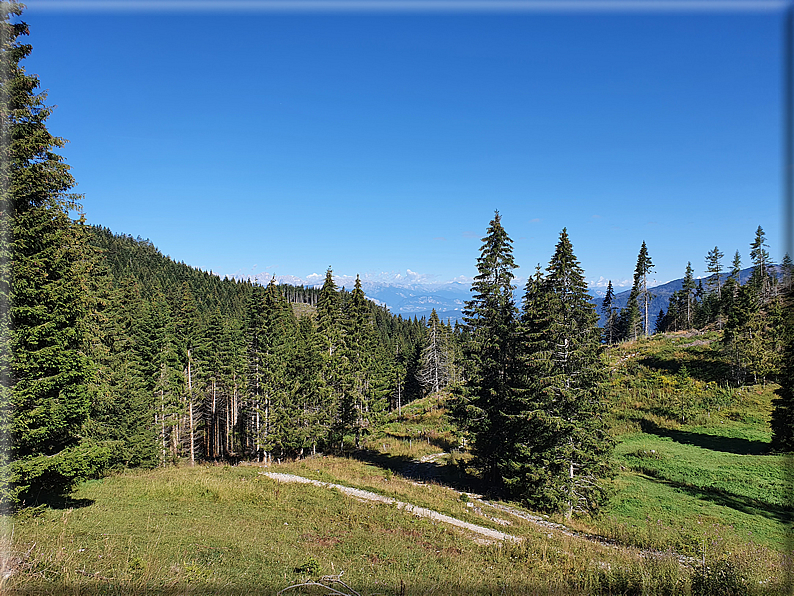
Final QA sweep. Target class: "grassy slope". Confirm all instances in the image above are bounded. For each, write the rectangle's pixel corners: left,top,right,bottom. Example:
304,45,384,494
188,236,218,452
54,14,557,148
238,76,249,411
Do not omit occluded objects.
3,465,677,595
2,331,790,595
596,331,789,556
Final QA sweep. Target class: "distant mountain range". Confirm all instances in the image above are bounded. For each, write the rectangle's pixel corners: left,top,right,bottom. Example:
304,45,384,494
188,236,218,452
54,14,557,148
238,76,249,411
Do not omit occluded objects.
593,266,770,328
238,266,778,327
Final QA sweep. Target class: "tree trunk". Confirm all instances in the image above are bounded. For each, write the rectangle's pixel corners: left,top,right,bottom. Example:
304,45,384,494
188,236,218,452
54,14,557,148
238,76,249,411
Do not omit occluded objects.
188,349,195,466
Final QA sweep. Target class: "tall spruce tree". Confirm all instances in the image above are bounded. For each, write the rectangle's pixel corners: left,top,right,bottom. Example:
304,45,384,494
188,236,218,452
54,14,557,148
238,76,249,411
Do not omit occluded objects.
681,262,696,329
705,246,724,300
258,277,297,461
459,211,519,486
749,225,772,303
340,275,386,448
632,241,654,337
514,229,612,517
0,5,110,505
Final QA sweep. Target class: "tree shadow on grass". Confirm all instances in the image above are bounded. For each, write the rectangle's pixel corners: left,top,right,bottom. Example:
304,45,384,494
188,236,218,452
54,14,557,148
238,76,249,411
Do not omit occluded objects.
350,449,486,496
637,468,791,525
637,354,729,383
44,495,94,510
638,418,771,455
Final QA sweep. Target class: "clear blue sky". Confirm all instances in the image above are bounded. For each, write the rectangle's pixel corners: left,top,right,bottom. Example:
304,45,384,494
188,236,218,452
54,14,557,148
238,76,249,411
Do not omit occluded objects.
22,1,786,289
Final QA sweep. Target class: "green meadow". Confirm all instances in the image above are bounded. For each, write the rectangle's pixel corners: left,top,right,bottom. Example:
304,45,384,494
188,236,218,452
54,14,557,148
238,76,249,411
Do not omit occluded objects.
2,331,790,595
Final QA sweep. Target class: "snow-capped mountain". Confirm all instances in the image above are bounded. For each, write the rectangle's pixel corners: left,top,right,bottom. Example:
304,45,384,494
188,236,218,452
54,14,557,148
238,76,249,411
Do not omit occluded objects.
232,271,473,323
233,265,777,327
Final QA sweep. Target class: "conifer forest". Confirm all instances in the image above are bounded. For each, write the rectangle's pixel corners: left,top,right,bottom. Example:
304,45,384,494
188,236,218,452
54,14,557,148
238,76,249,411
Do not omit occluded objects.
1,4,793,595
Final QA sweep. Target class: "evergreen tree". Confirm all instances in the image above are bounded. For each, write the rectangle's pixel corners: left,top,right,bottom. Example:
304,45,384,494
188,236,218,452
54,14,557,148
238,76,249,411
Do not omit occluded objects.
616,287,641,342
150,294,184,464
781,253,793,294
316,267,342,358
336,275,387,448
632,242,654,337
258,277,297,461
771,287,794,451
600,280,617,345
514,229,612,517
245,283,267,459
749,225,772,303
1,6,107,505
654,308,666,334
86,277,158,469
721,251,742,327
705,246,724,300
458,211,519,486
681,262,696,329
285,315,328,456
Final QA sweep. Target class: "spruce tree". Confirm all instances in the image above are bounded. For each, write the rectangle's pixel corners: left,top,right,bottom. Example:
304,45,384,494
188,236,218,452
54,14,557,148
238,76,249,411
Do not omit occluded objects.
705,246,724,300
316,267,342,358
258,277,296,461
459,211,519,486
749,225,771,303
632,241,654,337
771,286,794,451
654,308,667,334
781,253,793,293
340,275,387,448
514,229,613,517
286,315,328,456
616,287,642,342
600,280,617,344
0,5,107,505
681,262,696,329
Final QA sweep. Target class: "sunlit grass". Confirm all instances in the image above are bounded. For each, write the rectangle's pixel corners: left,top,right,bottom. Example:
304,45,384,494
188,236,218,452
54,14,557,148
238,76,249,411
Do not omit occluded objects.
3,331,790,595
3,463,727,596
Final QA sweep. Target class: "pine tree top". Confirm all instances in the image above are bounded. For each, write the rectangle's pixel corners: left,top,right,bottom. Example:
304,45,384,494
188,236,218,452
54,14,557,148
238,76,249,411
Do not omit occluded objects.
633,241,654,286
472,210,518,291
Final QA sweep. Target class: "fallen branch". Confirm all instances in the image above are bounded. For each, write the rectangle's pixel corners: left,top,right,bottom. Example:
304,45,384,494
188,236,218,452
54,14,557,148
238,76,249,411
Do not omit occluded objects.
278,573,364,596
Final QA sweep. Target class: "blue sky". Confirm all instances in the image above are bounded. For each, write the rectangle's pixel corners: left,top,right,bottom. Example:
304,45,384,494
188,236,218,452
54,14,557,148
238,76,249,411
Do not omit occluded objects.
22,0,786,289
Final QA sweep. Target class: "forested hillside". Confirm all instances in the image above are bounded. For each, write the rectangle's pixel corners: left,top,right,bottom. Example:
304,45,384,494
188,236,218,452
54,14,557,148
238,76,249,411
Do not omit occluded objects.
88,226,461,466
3,4,794,592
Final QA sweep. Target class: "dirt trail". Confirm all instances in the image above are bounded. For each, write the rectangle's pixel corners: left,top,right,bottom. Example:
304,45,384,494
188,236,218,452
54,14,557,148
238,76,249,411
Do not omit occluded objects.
260,472,520,544
264,456,696,565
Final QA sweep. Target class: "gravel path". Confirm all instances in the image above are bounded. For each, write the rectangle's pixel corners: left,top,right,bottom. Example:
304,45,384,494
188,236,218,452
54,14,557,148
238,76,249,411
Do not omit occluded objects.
260,472,520,544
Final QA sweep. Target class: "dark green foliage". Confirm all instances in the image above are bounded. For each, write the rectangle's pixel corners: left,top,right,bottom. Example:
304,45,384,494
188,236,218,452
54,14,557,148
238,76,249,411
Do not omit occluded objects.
771,288,794,452
681,262,696,329
633,241,654,337
81,231,419,466
781,253,793,293
513,229,613,517
722,231,784,385
706,246,725,300
0,5,107,505
458,211,519,486
339,275,389,448
85,277,158,469
616,286,641,342
654,308,667,334
749,225,772,303
601,280,617,344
